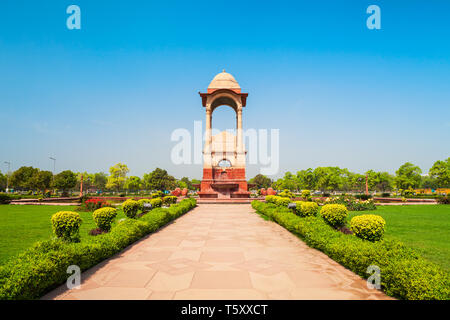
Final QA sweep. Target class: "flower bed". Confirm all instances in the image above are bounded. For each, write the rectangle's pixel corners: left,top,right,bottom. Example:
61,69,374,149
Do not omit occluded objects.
251,200,450,300
0,198,197,300
325,195,377,211
82,198,111,211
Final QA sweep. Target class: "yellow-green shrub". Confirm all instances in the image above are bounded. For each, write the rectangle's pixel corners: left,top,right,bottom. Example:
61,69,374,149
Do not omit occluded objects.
122,199,140,218
278,189,294,198
350,214,386,242
320,204,348,227
92,207,117,232
275,196,291,207
162,196,177,205
137,199,151,210
265,195,277,204
301,190,311,199
151,191,164,198
51,211,82,242
294,201,318,217
150,198,162,208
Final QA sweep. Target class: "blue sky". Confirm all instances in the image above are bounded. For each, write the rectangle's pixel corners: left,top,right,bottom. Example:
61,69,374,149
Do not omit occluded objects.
0,0,449,179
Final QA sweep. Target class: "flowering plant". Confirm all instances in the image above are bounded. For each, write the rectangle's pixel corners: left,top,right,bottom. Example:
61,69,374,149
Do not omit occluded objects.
83,198,111,211
325,195,376,211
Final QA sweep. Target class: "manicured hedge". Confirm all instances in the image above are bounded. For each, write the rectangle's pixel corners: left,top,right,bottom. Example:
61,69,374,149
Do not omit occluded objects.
251,200,450,300
0,193,12,204
0,198,197,300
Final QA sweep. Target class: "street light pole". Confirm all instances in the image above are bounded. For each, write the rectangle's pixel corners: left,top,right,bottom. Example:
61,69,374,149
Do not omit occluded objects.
49,157,56,196
49,157,56,174
3,161,10,193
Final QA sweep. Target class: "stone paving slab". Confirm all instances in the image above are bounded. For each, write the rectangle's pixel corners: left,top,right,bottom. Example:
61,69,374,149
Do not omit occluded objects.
42,204,390,300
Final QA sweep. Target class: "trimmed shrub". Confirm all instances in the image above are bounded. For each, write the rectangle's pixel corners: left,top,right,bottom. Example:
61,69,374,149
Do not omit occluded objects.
50,211,82,242
301,190,311,198
92,207,117,232
275,196,290,207
320,204,348,227
278,189,294,199
251,200,450,300
294,201,319,217
301,190,312,201
350,214,386,242
265,195,277,204
137,199,151,211
150,198,162,208
0,198,197,300
162,196,177,206
122,199,140,218
151,191,164,199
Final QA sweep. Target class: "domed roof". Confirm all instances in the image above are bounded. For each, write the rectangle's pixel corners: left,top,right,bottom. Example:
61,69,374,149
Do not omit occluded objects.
208,70,240,90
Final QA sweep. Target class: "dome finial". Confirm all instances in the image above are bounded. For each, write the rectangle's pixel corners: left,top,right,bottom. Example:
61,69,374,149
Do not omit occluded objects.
222,69,226,73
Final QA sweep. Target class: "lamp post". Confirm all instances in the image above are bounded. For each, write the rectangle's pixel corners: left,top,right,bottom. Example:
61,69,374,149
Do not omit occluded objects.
3,161,10,193
49,157,56,174
49,157,56,196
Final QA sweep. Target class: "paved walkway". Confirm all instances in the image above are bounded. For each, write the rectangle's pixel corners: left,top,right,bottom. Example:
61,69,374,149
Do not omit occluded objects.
43,204,389,300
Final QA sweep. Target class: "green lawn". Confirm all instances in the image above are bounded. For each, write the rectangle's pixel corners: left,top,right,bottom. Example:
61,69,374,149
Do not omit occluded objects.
0,205,126,265
349,205,450,272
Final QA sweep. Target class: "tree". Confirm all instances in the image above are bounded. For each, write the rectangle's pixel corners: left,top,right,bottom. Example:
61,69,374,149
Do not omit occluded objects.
53,170,77,195
106,163,129,192
348,173,366,192
32,170,53,194
366,170,394,192
181,177,193,190
125,176,142,192
93,172,108,190
296,168,316,190
339,168,353,192
0,171,7,191
176,177,193,190
177,180,188,190
395,162,422,190
9,166,39,190
191,179,201,190
376,172,394,192
248,174,272,189
314,167,345,192
75,172,94,191
428,157,450,188
273,172,298,191
143,168,176,191
421,175,438,189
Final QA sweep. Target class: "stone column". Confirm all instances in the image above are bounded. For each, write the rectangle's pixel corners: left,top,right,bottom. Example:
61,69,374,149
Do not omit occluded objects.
237,107,243,153
204,107,212,159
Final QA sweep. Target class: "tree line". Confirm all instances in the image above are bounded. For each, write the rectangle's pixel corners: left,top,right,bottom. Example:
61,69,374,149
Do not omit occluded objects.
0,163,200,195
2,158,448,194
249,158,450,192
